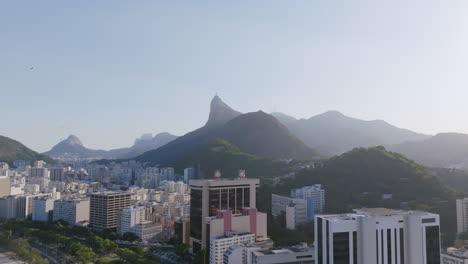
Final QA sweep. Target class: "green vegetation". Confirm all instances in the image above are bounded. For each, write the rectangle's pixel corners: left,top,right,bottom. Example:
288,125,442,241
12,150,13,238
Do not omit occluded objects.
260,147,460,246
0,219,160,264
0,235,48,264
0,135,55,166
175,138,292,178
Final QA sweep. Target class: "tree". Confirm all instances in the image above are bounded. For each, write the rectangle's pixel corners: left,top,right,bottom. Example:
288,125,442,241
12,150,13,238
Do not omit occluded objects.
121,232,140,242
75,247,97,264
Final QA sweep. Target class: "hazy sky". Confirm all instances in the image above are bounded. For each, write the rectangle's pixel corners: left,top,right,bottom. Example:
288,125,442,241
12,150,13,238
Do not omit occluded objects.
1,1,468,152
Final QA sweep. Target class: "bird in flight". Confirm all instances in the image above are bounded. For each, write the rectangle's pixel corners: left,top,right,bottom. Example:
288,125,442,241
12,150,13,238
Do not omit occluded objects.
29,67,34,70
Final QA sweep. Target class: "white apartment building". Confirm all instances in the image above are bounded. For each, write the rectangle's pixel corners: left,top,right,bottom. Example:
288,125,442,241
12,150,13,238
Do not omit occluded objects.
118,207,146,235
291,184,325,214
53,199,90,225
442,247,468,264
315,208,441,264
457,198,468,234
272,194,308,229
210,232,255,264
32,197,55,222
118,206,162,242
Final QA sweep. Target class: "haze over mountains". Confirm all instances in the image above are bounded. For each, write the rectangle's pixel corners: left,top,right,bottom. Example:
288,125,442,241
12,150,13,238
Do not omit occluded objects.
4,95,468,170
44,133,178,161
272,111,430,155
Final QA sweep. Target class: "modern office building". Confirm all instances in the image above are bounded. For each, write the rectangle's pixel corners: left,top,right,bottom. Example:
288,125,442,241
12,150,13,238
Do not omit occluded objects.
315,208,441,264
291,184,325,214
32,197,55,222
89,192,131,230
53,199,90,225
272,194,309,230
210,232,255,264
457,198,468,234
189,175,259,253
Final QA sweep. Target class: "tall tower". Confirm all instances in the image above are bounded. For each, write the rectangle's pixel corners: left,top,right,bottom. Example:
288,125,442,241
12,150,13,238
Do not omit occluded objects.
189,175,259,253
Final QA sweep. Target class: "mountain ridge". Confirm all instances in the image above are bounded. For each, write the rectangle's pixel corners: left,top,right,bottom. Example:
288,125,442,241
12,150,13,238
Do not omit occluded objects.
272,111,430,155
44,132,178,160
135,96,318,165
0,135,54,165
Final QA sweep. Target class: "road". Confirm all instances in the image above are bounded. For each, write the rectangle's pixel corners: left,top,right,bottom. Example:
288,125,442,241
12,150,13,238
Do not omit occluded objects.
0,250,24,264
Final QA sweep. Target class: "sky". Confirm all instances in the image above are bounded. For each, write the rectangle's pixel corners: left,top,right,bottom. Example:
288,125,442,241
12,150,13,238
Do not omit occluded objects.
1,1,468,152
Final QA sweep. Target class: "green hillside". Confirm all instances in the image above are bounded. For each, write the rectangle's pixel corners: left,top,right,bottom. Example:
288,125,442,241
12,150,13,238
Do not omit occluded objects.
261,146,458,241
0,135,54,166
174,138,291,179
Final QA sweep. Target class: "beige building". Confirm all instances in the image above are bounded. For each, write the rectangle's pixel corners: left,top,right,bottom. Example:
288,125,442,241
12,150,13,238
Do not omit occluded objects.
90,192,131,230
0,176,11,197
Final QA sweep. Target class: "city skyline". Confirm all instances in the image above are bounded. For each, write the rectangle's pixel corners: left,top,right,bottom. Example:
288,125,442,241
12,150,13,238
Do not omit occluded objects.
2,1,468,152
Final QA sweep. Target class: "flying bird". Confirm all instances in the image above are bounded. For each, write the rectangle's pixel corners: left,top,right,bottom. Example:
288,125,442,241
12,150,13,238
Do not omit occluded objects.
29,67,34,70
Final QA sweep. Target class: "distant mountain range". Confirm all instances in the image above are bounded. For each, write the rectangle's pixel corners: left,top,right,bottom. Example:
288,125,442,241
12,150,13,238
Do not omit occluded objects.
272,111,430,155
135,96,319,165
0,135,54,165
389,133,468,169
44,133,178,161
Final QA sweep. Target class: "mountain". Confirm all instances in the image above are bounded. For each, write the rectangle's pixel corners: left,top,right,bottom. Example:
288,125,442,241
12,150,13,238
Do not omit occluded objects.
111,132,179,159
44,135,109,160
272,111,429,155
205,95,242,128
390,133,468,169
44,133,177,161
218,111,318,159
174,139,292,178
136,96,318,165
0,135,54,165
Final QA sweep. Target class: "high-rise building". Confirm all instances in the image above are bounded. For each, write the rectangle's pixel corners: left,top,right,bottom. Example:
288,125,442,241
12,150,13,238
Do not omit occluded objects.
118,206,162,242
33,160,46,168
456,198,468,234
291,184,325,214
32,197,55,222
89,192,131,230
210,232,255,264
53,199,90,225
175,218,191,245
272,194,309,229
49,168,66,182
315,208,441,264
189,176,260,253
184,167,195,183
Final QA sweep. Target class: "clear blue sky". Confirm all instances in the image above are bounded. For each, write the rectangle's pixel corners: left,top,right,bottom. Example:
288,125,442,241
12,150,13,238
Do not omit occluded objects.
1,1,468,152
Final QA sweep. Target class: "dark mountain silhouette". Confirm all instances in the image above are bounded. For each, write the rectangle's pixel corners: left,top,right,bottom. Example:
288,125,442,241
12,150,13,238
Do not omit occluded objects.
272,111,429,155
219,111,318,159
0,135,54,165
136,96,318,165
205,95,242,128
390,133,468,169
44,133,177,160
